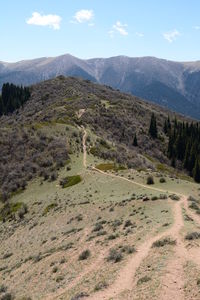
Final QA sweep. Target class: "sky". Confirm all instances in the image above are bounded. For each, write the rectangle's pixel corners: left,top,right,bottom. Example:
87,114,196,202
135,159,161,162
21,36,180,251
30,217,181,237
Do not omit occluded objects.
1,0,200,62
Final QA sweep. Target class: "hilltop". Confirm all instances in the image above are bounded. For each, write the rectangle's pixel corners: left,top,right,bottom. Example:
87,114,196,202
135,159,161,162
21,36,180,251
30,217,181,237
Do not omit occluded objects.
0,76,189,200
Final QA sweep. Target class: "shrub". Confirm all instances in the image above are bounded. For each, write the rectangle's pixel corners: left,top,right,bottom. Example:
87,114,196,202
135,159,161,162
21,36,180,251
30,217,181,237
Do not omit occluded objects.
60,258,66,264
71,293,89,300
94,281,108,291
56,275,64,282
185,232,200,240
169,194,180,201
137,276,151,285
159,177,166,183
107,234,118,240
50,172,58,181
120,245,136,254
124,220,132,228
0,285,7,294
146,176,154,185
1,293,13,300
43,203,57,215
107,249,122,263
92,223,103,232
188,196,199,203
18,203,28,219
189,202,200,213
79,250,91,260
159,194,168,199
152,237,176,248
3,252,13,259
60,175,82,188
52,266,58,273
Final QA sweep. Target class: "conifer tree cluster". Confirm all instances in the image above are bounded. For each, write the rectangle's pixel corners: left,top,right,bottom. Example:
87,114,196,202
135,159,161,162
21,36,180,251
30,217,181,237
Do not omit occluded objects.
149,113,158,138
0,83,30,116
166,117,200,183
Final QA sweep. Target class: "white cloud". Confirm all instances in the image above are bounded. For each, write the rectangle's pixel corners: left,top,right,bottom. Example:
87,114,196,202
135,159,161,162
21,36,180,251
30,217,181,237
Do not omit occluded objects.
163,29,180,43
73,9,94,23
109,21,128,37
26,12,61,30
194,26,200,30
113,21,128,36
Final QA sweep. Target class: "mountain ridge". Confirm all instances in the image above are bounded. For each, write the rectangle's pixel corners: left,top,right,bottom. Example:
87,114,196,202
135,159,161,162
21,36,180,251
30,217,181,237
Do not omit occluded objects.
1,54,200,118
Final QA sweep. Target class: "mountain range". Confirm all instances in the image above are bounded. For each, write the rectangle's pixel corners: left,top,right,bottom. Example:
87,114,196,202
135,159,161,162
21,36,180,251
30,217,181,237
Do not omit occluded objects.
1,54,200,119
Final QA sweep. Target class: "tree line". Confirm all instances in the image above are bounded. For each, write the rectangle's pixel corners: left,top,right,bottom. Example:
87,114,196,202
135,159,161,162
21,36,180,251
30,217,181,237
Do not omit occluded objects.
149,113,200,183
166,117,200,182
0,83,30,116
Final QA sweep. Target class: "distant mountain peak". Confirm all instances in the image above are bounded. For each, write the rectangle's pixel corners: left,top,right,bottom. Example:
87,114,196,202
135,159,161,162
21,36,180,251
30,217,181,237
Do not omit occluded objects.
0,54,200,119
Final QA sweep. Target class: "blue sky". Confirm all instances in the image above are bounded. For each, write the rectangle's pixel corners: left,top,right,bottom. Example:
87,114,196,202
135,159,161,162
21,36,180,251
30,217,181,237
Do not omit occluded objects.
1,0,200,62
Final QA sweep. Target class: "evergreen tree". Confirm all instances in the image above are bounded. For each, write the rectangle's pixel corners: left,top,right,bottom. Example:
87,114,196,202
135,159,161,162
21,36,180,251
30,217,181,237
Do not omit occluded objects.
166,118,200,180
167,116,171,131
193,159,200,183
0,96,3,116
133,133,138,146
0,83,30,116
164,116,171,134
149,113,158,138
163,120,168,134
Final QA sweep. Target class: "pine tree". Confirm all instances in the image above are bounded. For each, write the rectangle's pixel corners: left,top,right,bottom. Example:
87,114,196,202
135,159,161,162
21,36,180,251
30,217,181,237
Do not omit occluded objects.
183,142,190,169
163,120,168,134
0,83,30,116
133,133,138,146
167,116,171,131
164,116,171,135
193,159,200,183
0,96,3,116
149,113,158,138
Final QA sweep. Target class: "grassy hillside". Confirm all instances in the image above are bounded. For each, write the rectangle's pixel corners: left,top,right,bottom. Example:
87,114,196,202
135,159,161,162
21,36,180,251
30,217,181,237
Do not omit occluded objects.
0,76,191,200
1,77,200,300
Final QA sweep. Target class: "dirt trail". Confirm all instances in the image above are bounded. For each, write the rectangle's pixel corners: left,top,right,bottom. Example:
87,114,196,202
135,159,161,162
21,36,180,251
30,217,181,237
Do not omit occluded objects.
92,167,184,197
81,127,200,300
87,199,186,300
159,197,186,300
77,108,86,119
81,128,195,300
46,238,123,300
160,196,200,300
50,127,200,300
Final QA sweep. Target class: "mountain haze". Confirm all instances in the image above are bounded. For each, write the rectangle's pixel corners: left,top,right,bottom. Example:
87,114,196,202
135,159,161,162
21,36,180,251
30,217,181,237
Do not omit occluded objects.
1,54,200,118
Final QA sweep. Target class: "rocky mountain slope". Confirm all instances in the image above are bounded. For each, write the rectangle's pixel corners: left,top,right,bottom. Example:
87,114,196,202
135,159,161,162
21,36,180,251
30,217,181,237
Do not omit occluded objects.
1,54,200,118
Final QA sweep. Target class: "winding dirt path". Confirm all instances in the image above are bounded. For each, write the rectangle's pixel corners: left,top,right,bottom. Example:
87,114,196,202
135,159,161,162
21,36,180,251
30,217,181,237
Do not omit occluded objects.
80,127,186,299
159,197,186,300
50,127,200,300
92,167,183,197
80,127,200,300
87,199,185,300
